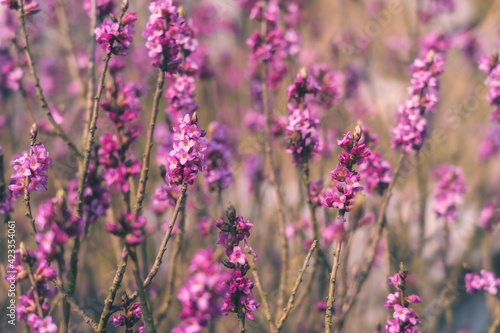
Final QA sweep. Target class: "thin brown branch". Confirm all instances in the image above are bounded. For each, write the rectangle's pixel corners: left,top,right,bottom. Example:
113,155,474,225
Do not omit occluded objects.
276,240,318,331
156,206,185,324
324,241,343,333
245,248,277,333
53,279,98,331
96,249,129,332
134,69,166,216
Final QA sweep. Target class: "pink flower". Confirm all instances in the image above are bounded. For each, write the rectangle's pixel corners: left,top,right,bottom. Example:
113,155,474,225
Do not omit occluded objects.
393,304,411,322
229,246,247,266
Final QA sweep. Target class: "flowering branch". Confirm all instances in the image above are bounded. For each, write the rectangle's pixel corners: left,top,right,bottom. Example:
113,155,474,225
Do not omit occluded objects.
23,124,37,234
111,183,188,313
335,153,406,330
17,0,83,160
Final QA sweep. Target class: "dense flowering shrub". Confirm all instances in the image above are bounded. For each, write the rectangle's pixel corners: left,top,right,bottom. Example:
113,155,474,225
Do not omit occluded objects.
2,0,500,332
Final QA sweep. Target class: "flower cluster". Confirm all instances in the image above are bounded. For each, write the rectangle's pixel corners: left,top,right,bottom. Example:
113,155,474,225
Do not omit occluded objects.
216,203,260,320
465,269,500,295
166,113,207,186
165,74,198,123
391,51,445,153
285,69,321,166
98,131,141,193
384,266,422,333
143,0,186,71
431,164,466,223
110,294,144,333
309,64,345,108
0,48,23,92
323,126,369,213
478,126,500,161
101,61,145,129
9,142,52,199
173,248,230,333
247,0,291,89
204,121,233,192
95,13,137,56
106,211,147,246
34,196,83,259
478,199,500,232
67,163,110,225
479,51,500,123
244,154,265,193
150,182,180,215
358,126,392,195
10,246,58,333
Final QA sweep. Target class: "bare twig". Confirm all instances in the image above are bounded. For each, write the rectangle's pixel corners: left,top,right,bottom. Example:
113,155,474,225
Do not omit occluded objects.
156,205,185,324
324,240,343,333
276,240,318,331
53,279,98,331
245,248,277,333
96,249,129,332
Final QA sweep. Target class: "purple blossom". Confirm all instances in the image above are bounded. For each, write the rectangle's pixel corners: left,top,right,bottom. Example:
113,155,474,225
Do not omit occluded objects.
478,199,500,232
9,143,52,198
165,74,198,123
323,127,368,213
216,204,260,321
143,0,190,71
392,51,445,152
166,114,207,186
384,268,422,332
285,70,321,166
98,132,141,193
106,212,147,246
173,248,230,332
431,164,466,223
479,51,500,123
203,121,233,191
465,269,500,296
95,15,137,56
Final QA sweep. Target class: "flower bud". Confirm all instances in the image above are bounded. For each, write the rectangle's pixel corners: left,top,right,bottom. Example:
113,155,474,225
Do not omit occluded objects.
226,202,236,222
